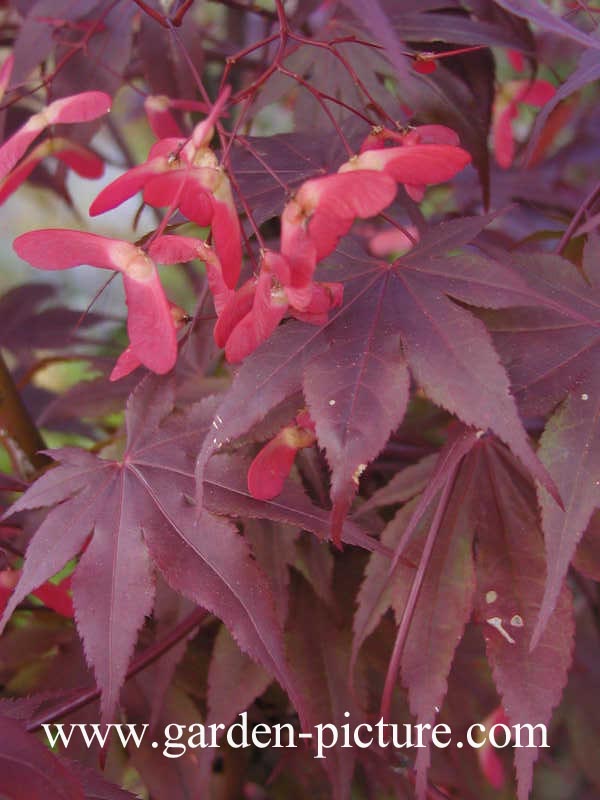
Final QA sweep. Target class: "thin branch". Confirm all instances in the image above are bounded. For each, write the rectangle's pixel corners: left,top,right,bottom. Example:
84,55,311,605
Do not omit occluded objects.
130,0,170,29
0,2,119,112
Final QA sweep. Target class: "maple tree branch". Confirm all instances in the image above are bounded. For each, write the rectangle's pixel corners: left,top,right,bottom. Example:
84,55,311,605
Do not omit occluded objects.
26,606,208,732
130,0,169,28
0,352,49,472
130,0,194,28
287,33,400,128
230,0,288,102
0,3,118,112
172,0,195,27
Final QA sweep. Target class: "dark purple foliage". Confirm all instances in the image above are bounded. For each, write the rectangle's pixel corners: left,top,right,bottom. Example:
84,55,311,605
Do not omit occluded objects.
0,2,599,799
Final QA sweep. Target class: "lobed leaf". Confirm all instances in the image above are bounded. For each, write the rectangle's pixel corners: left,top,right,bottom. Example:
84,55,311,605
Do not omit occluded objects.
474,440,574,800
1,378,304,725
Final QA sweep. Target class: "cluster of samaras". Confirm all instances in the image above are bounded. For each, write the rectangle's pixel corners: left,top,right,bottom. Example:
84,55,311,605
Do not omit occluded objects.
1,62,472,380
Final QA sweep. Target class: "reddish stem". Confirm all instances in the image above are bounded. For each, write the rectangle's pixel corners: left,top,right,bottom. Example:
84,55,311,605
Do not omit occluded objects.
277,65,353,155
130,0,170,28
0,2,119,112
172,0,195,27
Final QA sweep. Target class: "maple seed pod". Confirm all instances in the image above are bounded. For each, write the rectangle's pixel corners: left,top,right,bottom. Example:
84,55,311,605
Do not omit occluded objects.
13,229,178,375
248,413,317,501
412,53,437,74
0,91,111,182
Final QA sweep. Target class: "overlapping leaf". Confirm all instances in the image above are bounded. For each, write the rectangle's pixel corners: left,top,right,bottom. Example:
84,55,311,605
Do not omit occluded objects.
474,440,574,800
286,576,366,800
0,377,305,725
354,428,479,798
204,452,384,551
0,696,136,800
526,49,600,157
484,243,600,415
341,0,409,78
492,0,600,51
198,218,559,535
354,433,574,800
0,715,84,800
0,283,108,355
484,237,600,644
534,378,600,648
230,130,361,226
197,625,271,789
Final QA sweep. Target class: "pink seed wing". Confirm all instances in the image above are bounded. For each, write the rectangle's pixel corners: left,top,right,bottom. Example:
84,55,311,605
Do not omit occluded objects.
122,270,178,374
404,184,426,202
178,174,216,227
191,84,231,149
280,214,317,287
148,137,186,159
148,235,206,264
224,272,288,363
299,171,397,220
412,58,437,74
46,91,111,124
213,278,256,348
13,229,123,271
109,345,142,382
90,158,167,215
387,145,472,183
52,140,105,178
0,125,43,181
408,124,461,146
0,54,14,102
0,139,103,204
144,97,184,139
32,579,74,618
308,212,355,261
290,282,344,325
368,228,417,257
247,432,298,501
350,145,471,185
493,104,517,168
199,244,233,315
301,171,397,260
518,80,555,108
210,197,242,289
0,140,52,204
507,49,525,72
302,281,344,314
143,170,214,227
